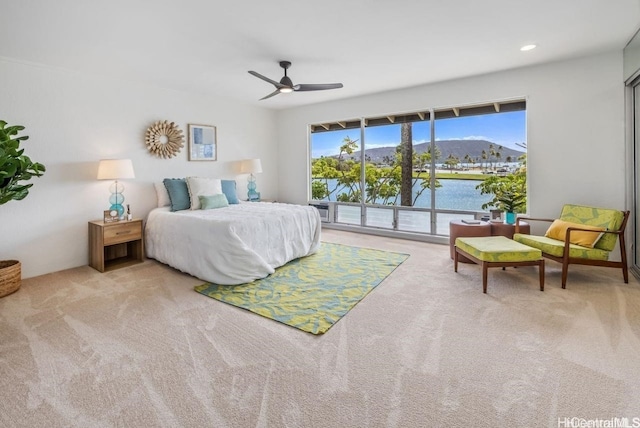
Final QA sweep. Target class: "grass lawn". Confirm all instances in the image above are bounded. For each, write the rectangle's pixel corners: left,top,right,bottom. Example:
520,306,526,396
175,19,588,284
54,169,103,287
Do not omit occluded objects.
430,172,486,180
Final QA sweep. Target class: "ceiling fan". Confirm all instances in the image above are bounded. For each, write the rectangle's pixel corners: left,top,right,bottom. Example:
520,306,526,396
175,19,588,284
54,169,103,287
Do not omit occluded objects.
248,61,343,100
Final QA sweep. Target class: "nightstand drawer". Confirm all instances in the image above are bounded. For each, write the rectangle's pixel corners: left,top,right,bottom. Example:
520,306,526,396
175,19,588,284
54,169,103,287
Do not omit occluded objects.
103,222,142,245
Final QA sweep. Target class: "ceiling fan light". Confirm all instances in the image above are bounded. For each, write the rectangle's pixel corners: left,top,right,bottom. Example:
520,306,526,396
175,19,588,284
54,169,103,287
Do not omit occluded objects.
279,87,293,93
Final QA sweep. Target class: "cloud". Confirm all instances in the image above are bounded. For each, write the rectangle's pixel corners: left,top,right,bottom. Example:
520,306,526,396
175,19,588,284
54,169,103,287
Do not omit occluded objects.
312,148,341,157
364,143,393,149
434,135,491,141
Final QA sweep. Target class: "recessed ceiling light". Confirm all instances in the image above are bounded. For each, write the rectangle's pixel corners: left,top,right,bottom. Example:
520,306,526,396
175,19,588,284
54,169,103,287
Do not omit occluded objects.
520,44,537,51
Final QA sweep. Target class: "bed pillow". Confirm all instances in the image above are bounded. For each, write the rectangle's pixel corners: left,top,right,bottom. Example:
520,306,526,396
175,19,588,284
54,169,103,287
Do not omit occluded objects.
544,219,606,248
154,182,171,207
163,178,190,212
199,194,229,210
186,177,222,210
221,180,240,204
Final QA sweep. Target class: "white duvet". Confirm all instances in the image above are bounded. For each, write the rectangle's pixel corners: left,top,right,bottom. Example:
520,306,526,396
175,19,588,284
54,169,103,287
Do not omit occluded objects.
145,202,322,285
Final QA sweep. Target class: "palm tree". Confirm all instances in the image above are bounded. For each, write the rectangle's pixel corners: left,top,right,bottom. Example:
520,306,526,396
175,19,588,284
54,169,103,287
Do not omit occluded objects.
488,144,496,170
400,123,413,206
463,153,471,168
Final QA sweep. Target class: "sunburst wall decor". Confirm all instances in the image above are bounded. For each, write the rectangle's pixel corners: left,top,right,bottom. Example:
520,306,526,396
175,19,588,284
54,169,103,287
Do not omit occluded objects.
145,120,184,158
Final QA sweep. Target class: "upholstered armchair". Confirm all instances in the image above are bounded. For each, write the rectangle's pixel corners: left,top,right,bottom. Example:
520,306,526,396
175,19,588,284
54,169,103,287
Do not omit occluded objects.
513,204,629,288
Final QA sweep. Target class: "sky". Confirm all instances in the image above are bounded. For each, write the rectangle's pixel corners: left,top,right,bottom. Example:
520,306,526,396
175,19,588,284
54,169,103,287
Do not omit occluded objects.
311,110,526,158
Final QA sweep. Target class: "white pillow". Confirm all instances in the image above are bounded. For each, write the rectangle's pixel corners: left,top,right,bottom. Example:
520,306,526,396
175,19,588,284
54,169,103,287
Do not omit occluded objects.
186,177,222,210
155,182,171,207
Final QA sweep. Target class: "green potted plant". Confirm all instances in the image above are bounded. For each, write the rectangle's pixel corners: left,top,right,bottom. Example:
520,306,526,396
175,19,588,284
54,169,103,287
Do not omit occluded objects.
476,173,526,224
496,189,526,224
0,120,46,297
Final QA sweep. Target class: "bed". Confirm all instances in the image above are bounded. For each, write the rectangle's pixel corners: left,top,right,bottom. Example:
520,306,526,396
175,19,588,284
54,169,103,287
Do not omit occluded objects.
145,202,322,285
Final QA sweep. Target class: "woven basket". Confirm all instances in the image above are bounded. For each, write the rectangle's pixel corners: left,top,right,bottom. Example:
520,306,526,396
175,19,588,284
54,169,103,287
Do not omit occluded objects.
0,260,21,298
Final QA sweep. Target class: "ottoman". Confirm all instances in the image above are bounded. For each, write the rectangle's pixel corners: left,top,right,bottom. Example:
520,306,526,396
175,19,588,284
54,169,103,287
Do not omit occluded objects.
454,236,544,293
449,220,491,263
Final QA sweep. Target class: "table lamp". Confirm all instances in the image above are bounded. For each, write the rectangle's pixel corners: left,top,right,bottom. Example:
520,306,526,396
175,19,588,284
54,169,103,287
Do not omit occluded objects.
240,158,262,201
97,159,135,218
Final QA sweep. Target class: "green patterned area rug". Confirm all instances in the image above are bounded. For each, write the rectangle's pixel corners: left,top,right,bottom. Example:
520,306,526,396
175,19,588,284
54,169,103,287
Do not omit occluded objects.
194,243,409,334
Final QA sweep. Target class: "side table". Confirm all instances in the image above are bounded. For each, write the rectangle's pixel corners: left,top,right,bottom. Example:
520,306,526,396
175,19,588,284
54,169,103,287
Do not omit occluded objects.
89,219,144,272
449,220,491,263
490,221,530,239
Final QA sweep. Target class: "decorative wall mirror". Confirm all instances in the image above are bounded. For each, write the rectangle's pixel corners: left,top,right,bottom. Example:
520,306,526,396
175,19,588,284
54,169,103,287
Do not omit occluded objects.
145,120,184,158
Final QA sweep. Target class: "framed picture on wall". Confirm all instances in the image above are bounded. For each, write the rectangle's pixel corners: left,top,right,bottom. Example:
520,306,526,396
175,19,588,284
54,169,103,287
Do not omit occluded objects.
188,124,217,161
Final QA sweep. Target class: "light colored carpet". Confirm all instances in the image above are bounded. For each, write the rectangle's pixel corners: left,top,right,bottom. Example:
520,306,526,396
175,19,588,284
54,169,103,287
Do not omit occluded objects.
1,229,640,427
195,243,409,334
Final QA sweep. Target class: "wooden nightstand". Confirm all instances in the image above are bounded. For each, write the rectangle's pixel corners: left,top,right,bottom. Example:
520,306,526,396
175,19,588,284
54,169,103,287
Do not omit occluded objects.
88,219,144,272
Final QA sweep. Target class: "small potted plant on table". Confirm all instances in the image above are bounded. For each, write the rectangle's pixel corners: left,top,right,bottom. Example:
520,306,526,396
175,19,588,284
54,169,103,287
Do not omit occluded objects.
496,189,526,224
476,173,526,225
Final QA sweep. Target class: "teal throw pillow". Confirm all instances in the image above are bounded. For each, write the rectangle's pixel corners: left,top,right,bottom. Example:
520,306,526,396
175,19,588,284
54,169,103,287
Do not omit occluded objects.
221,180,240,204
199,194,229,210
163,178,190,211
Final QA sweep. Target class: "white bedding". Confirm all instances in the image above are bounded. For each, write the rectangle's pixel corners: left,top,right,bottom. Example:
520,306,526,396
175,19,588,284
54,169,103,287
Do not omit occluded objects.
145,202,321,285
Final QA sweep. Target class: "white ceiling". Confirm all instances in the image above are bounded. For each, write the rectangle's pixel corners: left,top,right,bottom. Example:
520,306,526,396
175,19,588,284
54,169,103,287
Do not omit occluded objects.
2,0,639,110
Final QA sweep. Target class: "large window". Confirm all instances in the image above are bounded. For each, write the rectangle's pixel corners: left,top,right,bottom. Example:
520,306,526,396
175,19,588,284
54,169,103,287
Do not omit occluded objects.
309,100,526,237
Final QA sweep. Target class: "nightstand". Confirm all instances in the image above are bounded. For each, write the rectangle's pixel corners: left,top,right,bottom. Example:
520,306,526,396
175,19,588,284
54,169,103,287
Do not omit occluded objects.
88,219,144,272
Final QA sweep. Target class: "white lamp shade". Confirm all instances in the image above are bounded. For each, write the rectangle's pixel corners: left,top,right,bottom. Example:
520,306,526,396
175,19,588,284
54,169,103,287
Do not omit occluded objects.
97,159,135,180
240,158,263,174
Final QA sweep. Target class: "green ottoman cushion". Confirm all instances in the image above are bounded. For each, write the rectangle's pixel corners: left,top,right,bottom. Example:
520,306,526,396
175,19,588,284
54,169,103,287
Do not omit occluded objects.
455,236,542,262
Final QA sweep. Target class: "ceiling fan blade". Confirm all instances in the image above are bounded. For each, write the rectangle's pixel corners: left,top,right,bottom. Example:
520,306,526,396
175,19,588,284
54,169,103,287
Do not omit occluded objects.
294,83,343,92
251,61,343,98
259,89,281,100
248,71,285,89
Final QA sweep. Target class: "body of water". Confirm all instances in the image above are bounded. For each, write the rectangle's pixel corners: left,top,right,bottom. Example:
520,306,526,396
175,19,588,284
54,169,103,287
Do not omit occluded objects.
315,178,491,211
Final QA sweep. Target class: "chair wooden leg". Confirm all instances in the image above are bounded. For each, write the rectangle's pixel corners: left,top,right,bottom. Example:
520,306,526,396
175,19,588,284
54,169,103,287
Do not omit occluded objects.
561,262,568,289
620,235,629,283
482,262,488,294
454,248,459,272
539,260,545,291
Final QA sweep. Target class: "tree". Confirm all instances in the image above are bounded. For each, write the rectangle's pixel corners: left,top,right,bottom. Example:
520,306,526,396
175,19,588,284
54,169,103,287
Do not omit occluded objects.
475,157,527,213
311,135,441,206
444,153,459,170
463,153,471,168
400,123,413,206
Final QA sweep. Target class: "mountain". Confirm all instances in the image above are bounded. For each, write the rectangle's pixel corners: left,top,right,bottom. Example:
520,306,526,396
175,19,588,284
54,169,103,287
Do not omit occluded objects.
324,139,525,164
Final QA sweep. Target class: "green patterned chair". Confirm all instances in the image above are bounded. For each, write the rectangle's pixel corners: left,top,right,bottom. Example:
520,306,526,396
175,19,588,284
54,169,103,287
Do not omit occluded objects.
513,204,630,288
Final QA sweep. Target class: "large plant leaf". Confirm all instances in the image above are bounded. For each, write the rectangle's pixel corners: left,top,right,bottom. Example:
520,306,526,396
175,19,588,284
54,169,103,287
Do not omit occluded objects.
0,121,45,205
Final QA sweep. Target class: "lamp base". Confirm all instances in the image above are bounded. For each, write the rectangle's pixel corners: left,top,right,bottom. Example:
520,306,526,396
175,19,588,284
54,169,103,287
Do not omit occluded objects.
247,190,261,202
110,204,125,217
109,180,126,218
247,173,260,201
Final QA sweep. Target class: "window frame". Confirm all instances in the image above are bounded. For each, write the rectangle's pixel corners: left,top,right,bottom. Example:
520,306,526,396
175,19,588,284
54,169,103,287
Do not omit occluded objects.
308,98,527,238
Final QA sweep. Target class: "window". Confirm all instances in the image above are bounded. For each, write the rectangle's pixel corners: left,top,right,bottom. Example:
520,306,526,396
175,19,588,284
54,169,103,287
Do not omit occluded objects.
309,99,526,236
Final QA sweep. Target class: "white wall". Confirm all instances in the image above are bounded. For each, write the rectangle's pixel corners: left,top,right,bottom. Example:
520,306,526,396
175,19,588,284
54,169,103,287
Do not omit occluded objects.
0,58,277,279
276,52,627,232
